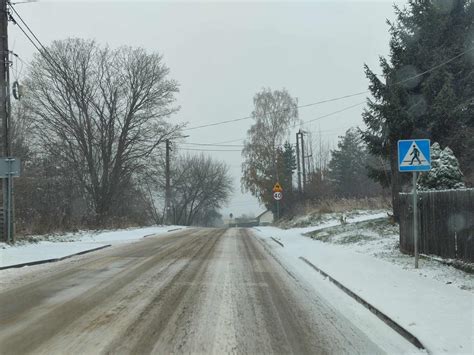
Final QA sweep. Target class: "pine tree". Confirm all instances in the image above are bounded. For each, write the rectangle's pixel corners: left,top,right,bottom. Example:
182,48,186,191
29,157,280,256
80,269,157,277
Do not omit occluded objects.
275,141,296,192
362,0,474,220
275,141,297,216
328,128,381,198
418,142,466,190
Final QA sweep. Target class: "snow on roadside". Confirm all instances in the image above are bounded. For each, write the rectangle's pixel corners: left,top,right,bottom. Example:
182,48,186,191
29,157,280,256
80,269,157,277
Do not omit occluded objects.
306,219,473,292
0,225,185,268
254,215,474,354
278,210,388,235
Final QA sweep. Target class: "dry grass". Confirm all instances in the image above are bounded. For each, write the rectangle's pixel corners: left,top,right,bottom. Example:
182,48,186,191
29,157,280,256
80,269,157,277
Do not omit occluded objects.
277,196,391,229
296,196,391,215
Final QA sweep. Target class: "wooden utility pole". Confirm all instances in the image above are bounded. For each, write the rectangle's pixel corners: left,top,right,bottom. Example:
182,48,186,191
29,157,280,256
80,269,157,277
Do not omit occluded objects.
296,131,302,194
300,130,306,191
165,139,171,225
0,0,11,243
0,0,8,157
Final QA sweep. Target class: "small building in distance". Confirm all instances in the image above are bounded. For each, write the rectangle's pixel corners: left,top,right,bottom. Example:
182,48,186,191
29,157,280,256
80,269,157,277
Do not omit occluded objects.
257,210,273,226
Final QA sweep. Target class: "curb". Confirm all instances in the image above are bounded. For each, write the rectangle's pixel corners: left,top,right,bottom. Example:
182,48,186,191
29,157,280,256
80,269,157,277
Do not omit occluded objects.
270,237,284,247
0,244,112,271
299,256,426,351
167,228,183,232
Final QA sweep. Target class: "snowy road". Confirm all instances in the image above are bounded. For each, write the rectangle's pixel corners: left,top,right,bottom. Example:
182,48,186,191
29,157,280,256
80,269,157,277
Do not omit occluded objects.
0,228,414,354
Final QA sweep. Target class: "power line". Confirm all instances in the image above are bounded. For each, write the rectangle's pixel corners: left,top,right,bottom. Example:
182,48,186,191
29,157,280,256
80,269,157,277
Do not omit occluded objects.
191,127,347,147
182,142,244,147
9,3,46,52
9,4,73,82
299,101,366,126
187,103,365,147
10,1,473,149
181,92,370,132
394,46,474,86
210,138,247,144
178,147,242,152
182,46,473,132
8,15,58,73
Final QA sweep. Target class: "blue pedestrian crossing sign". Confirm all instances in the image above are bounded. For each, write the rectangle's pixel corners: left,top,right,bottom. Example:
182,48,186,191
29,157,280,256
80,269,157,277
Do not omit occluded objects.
398,139,431,172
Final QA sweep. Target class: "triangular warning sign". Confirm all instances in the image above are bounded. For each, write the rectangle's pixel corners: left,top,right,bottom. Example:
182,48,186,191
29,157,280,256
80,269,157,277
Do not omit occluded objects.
400,141,429,167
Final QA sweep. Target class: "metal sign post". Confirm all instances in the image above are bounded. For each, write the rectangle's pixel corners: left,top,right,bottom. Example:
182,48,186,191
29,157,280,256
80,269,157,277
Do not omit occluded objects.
412,172,418,268
398,140,431,269
277,200,280,221
0,157,20,243
272,183,283,221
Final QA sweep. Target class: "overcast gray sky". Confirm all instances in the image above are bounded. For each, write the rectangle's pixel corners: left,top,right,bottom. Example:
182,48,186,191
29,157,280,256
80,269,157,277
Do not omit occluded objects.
10,0,404,217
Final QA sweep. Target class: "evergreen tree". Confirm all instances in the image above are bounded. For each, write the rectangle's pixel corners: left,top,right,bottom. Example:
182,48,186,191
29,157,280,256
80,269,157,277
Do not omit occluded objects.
328,128,381,198
362,0,474,220
418,142,466,190
278,141,296,188
275,141,297,216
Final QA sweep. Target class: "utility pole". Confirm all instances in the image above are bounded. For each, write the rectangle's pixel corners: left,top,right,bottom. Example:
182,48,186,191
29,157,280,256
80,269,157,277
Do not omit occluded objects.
0,0,11,243
296,131,302,194
165,139,171,225
300,130,306,192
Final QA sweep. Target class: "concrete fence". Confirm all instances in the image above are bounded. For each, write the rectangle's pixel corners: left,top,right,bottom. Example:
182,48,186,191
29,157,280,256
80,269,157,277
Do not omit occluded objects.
399,189,474,263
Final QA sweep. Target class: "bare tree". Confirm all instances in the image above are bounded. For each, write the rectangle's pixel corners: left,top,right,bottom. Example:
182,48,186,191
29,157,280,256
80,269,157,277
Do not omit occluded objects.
24,39,180,224
170,154,232,226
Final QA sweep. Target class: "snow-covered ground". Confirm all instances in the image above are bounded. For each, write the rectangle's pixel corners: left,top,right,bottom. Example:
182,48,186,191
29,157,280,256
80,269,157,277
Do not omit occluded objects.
254,212,474,355
0,225,185,268
305,217,473,292
278,209,389,235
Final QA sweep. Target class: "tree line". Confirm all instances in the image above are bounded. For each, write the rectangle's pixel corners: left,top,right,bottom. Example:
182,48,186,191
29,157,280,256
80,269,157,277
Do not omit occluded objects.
241,89,384,217
242,0,473,220
8,39,232,236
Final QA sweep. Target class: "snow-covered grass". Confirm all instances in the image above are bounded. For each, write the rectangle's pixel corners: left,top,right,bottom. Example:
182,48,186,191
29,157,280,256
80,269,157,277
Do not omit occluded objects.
2,225,186,246
0,225,185,268
306,218,473,292
254,211,474,354
279,208,389,229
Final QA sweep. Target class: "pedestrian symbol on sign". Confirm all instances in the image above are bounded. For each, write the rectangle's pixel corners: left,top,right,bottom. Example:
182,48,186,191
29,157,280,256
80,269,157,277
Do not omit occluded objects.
409,145,421,165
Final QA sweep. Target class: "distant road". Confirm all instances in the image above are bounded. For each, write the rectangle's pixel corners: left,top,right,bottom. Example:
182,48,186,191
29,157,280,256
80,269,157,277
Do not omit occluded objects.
0,228,387,354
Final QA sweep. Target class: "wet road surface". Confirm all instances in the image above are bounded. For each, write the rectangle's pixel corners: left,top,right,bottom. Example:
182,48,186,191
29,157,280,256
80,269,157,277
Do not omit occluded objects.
0,228,395,354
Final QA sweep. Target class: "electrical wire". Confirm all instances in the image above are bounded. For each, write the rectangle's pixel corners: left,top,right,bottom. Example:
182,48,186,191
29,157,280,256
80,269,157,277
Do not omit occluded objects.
10,1,473,154
9,4,46,53
9,4,68,79
186,103,365,147
299,101,366,126
181,92,369,132
181,142,244,147
211,138,248,144
177,147,242,152
182,46,473,132
9,17,61,79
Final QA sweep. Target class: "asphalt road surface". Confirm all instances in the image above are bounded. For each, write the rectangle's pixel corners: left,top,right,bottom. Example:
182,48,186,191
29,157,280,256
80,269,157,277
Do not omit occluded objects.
1,228,402,354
